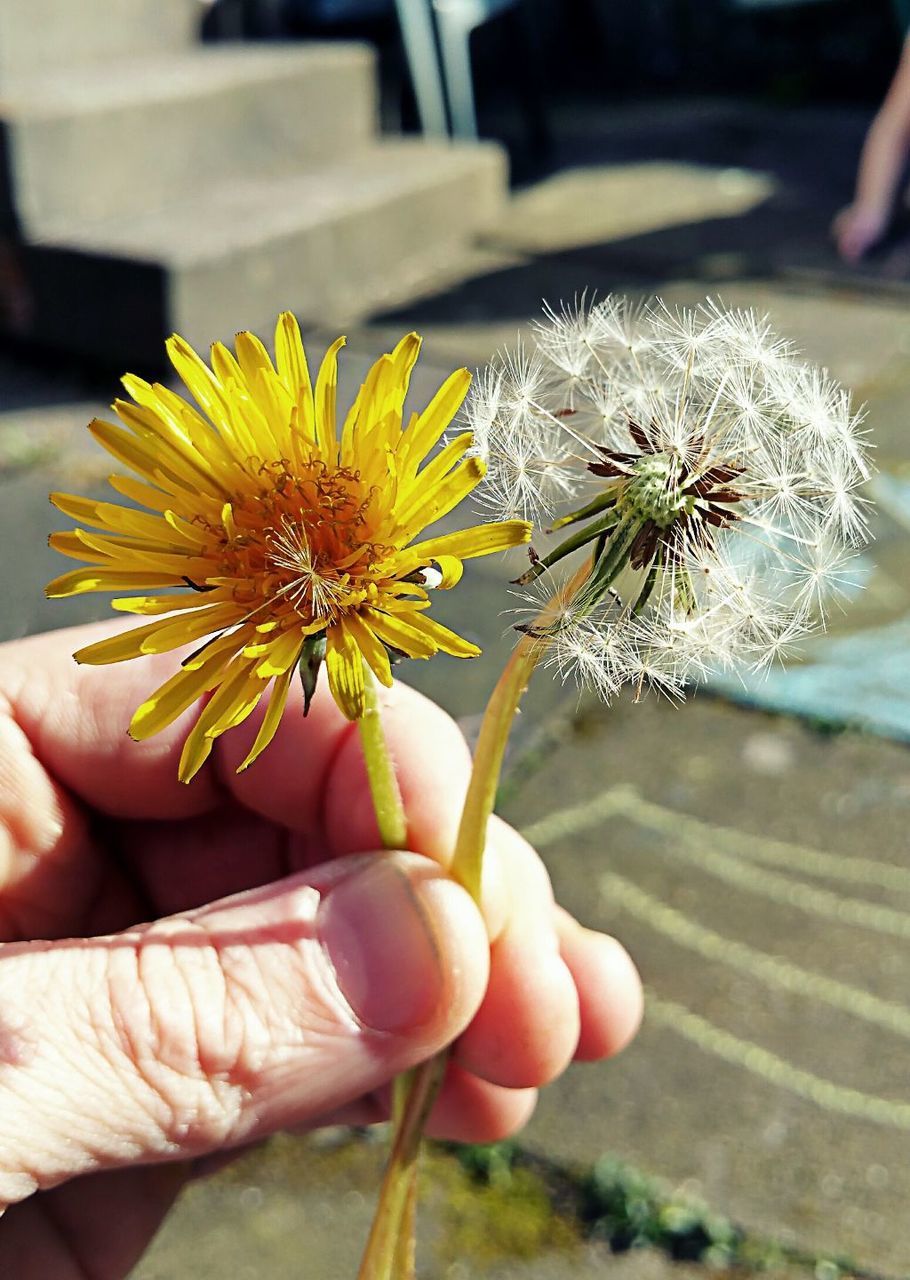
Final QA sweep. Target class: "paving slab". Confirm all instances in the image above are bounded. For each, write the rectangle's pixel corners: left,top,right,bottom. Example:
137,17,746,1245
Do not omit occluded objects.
486,163,777,257
709,614,910,741
129,1133,585,1280
503,694,910,1276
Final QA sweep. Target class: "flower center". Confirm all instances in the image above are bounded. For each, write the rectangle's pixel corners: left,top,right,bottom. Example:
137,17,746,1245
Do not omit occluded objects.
206,457,389,626
616,453,689,529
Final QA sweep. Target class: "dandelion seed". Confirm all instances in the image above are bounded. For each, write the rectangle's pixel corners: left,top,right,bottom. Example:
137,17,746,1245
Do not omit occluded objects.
467,340,579,520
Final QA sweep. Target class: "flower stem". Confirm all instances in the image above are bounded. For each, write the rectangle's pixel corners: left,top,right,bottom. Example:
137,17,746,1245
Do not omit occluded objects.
356,666,418,1280
358,667,408,851
357,559,593,1278
355,1053,447,1280
448,636,543,899
451,555,596,897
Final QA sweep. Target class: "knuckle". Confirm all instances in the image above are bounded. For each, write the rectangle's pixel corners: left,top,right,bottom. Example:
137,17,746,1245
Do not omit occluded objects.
102,921,265,1152
489,813,555,905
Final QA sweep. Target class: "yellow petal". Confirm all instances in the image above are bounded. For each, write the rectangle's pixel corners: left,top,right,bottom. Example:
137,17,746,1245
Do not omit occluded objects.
396,432,474,509
403,519,531,565
49,531,113,562
388,610,480,659
198,663,267,737
234,329,276,386
373,332,421,432
340,356,388,464
50,492,108,525
88,418,175,487
45,567,185,598
129,641,237,740
74,617,188,665
73,606,235,665
210,339,243,386
344,613,393,687
176,659,267,778
115,391,230,493
325,623,365,719
89,419,201,501
62,538,212,582
209,346,273,454
363,610,436,660
314,336,346,458
162,509,209,548
166,333,229,427
393,456,487,538
112,592,227,615
138,603,240,656
433,555,464,589
397,367,472,477
238,663,296,772
51,492,207,548
379,594,431,612
106,473,172,513
274,312,315,441
253,626,305,679
67,529,177,563
181,626,257,672
234,332,291,456
253,365,296,459
143,381,233,481
178,731,215,784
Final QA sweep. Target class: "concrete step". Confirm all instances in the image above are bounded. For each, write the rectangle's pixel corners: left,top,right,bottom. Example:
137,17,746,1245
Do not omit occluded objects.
18,139,508,366
0,0,199,84
3,44,377,232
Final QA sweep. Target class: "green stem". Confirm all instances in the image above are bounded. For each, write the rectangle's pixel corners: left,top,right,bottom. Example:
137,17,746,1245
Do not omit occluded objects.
448,636,544,900
633,547,663,615
515,507,620,586
356,1053,447,1280
577,516,640,611
548,484,622,531
356,664,417,1280
389,1072,417,1278
357,556,594,1278
358,666,408,850
451,554,598,901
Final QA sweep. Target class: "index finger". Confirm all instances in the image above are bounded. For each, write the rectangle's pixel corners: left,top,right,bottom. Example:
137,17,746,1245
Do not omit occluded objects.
0,621,474,862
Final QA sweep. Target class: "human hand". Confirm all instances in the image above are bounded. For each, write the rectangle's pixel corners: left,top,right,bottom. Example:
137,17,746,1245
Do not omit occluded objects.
831,201,889,263
0,621,642,1279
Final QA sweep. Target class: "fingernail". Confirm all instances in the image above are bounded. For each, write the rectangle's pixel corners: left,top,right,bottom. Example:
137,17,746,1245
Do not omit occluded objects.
317,857,449,1033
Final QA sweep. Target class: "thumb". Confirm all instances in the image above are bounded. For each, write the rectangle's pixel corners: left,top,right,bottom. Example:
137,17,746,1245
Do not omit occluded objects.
0,852,489,1209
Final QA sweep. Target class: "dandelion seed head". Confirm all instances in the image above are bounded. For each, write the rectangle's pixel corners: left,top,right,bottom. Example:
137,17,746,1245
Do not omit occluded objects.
465,339,583,520
491,294,874,704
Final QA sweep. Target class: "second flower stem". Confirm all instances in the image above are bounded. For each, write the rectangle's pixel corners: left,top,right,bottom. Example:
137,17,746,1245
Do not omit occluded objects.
357,557,593,1279
451,555,595,896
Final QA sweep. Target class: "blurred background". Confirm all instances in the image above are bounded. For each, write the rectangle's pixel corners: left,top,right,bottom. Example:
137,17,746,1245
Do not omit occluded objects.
4,1,910,1277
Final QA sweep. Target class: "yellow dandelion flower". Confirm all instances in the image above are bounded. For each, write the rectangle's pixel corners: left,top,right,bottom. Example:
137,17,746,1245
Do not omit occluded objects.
46,313,531,782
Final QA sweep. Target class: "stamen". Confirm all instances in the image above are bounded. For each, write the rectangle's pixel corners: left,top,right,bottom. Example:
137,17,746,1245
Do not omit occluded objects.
266,516,347,621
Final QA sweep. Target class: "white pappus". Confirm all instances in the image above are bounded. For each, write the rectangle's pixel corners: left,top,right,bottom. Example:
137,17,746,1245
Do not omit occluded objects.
466,296,873,702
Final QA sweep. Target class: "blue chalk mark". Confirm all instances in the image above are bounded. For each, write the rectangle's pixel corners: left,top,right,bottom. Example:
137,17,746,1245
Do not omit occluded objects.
870,473,910,531
708,611,910,741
